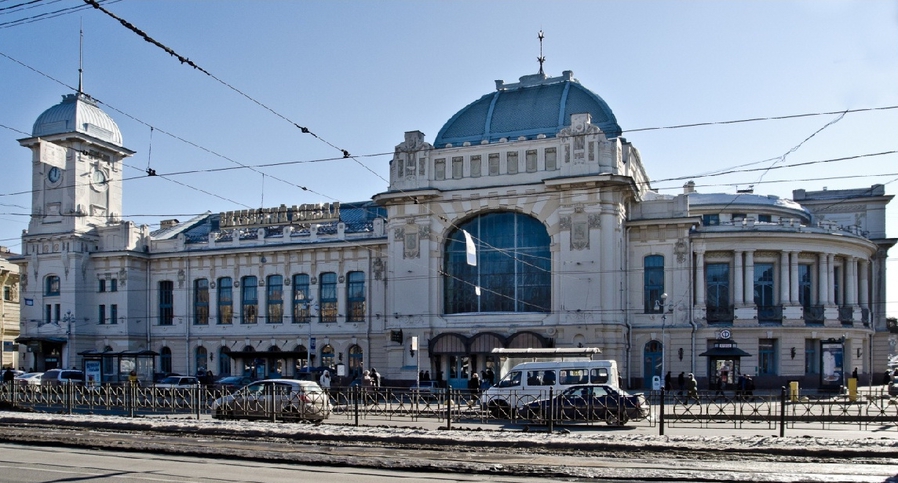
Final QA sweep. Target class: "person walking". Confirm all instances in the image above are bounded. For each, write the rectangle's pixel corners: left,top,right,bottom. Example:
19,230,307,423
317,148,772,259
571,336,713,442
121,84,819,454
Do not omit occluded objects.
664,371,672,391
686,373,699,402
677,372,686,394
3,367,14,385
319,370,331,391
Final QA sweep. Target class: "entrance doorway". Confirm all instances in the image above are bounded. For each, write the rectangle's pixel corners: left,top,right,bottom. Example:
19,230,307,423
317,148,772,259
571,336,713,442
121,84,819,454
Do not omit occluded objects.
643,340,662,389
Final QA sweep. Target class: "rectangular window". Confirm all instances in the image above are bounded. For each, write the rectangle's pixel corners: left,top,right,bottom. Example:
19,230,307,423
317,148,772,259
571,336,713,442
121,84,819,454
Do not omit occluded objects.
702,214,720,226
525,150,537,172
241,276,258,324
434,158,446,180
2,286,10,302
798,265,812,309
98,304,106,325
292,274,310,323
218,277,233,325
754,263,775,307
110,278,117,292
319,272,337,323
346,271,365,322
194,279,209,325
470,155,481,178
46,275,60,296
758,339,777,375
451,156,463,179
545,147,557,170
488,153,499,176
98,279,106,293
506,151,518,174
54,304,60,323
644,255,664,313
159,281,174,326
267,275,283,324
406,156,416,175
706,263,730,308
110,304,118,325
758,214,772,223
804,339,819,374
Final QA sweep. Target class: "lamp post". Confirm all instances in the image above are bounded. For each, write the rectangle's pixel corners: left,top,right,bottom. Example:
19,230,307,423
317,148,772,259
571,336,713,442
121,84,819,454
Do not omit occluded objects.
658,293,669,385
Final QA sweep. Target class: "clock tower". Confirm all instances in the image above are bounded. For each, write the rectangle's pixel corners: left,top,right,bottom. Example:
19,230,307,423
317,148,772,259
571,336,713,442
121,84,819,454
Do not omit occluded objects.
19,91,134,235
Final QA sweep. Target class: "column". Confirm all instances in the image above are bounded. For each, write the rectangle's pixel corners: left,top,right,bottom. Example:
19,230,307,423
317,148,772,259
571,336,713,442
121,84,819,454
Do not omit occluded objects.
744,250,754,305
826,254,836,305
846,257,858,306
695,249,705,305
780,251,790,304
858,259,869,307
789,251,800,304
733,250,744,306
818,253,829,306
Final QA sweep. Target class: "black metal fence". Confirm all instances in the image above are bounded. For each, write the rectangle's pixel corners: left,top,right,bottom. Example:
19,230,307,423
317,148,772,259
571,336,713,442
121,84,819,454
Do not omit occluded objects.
2,382,896,434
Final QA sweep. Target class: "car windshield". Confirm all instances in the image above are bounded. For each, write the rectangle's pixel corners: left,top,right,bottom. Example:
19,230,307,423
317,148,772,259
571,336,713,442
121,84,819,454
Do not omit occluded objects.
158,377,179,384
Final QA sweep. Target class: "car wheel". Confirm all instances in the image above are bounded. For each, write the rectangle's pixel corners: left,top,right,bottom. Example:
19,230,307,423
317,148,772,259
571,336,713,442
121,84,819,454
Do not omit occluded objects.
487,400,512,419
605,411,628,426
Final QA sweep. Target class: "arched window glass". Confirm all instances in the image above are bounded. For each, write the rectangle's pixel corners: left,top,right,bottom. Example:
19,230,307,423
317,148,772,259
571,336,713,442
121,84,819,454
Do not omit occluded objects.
195,346,208,375
266,275,283,324
218,277,233,324
444,212,550,314
644,255,664,313
160,347,172,374
194,279,209,324
219,348,231,376
242,276,258,324
292,274,310,323
45,275,60,296
320,344,335,368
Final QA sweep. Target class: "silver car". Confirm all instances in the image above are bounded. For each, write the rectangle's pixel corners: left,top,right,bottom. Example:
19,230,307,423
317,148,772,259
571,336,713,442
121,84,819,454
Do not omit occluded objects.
211,379,331,422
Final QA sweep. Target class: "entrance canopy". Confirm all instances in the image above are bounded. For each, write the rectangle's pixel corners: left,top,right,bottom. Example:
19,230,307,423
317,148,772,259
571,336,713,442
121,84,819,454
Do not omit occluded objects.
699,339,751,358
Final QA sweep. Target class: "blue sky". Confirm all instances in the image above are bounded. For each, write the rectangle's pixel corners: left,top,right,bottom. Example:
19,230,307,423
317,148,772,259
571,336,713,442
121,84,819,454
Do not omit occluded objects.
1,1,896,315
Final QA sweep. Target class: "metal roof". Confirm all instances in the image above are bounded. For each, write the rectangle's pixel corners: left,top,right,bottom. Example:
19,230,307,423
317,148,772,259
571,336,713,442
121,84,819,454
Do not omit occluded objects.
434,71,621,147
32,93,123,146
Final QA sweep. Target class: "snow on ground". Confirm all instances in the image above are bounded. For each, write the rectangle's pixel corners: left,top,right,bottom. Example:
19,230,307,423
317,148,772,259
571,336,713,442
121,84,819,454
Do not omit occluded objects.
2,410,897,455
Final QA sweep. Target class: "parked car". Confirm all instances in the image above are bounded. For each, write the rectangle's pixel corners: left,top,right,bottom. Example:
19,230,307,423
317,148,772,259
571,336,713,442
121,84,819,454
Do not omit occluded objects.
519,384,650,426
14,372,43,387
213,375,253,392
154,376,199,390
211,379,331,422
40,369,84,386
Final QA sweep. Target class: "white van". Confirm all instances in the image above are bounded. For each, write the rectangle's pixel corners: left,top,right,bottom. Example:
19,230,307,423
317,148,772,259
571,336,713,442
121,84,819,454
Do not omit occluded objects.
481,360,619,417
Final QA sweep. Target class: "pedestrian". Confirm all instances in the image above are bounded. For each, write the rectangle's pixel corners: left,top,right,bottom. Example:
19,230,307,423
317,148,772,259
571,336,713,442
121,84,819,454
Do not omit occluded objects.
468,373,480,394
686,373,698,402
885,370,892,385
319,370,331,390
424,370,430,381
3,367,14,385
851,367,858,380
369,368,380,388
664,371,672,391
677,372,685,393
128,369,139,387
485,367,494,385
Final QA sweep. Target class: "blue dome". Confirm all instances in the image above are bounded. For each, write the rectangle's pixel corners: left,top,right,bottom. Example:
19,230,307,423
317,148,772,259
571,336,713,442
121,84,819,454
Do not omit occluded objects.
32,93,123,146
434,71,621,147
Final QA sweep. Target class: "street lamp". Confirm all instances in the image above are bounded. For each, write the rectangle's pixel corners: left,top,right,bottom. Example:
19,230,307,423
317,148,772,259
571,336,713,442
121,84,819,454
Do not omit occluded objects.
655,293,669,387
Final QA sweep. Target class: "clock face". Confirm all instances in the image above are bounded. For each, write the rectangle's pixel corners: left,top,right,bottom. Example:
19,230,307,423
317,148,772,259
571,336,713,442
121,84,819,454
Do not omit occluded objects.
47,167,61,183
92,169,107,186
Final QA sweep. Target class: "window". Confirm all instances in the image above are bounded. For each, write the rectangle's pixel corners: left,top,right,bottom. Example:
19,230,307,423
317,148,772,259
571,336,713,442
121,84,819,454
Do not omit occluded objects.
267,275,283,324
320,345,335,367
444,212,551,314
804,339,818,374
110,278,117,292
706,263,730,309
45,275,60,296
506,151,518,174
545,147,556,171
196,347,208,374
833,266,841,305
241,276,258,324
798,265,812,309
98,305,106,325
319,272,337,323
525,150,537,172
346,271,365,322
452,156,463,179
348,345,364,376
488,153,499,176
470,155,481,178
99,279,106,292
218,277,233,325
702,214,720,226
758,214,771,223
758,339,777,375
434,158,445,180
292,274,310,323
754,263,775,307
3,286,11,302
110,304,118,324
159,281,174,326
160,347,172,374
644,255,664,313
194,279,209,325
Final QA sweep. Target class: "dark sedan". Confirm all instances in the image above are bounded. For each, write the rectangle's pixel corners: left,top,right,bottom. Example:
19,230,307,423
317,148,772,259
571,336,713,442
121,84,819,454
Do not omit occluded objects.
213,376,253,392
520,384,650,426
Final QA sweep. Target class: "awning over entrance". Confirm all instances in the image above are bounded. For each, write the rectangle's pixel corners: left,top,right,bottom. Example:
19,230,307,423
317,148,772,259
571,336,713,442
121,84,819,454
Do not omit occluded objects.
15,336,67,344
699,338,752,358
227,350,307,359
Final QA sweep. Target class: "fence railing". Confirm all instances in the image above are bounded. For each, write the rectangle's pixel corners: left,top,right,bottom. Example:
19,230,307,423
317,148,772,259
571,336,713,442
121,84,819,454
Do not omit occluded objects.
1,382,896,434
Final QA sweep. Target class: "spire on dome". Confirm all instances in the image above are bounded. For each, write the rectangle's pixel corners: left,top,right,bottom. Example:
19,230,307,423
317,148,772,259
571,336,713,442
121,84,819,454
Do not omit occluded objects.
537,30,546,76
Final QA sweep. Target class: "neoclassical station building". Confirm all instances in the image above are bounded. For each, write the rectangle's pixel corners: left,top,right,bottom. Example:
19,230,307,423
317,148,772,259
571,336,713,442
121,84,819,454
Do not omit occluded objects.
13,69,895,390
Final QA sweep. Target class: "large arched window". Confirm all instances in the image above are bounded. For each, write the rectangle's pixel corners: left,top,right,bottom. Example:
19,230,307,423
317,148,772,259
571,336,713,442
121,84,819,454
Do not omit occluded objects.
444,212,550,314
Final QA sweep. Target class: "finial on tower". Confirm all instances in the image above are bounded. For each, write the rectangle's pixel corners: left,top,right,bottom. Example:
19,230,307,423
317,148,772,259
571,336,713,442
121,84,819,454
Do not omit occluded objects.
78,20,84,94
537,30,546,76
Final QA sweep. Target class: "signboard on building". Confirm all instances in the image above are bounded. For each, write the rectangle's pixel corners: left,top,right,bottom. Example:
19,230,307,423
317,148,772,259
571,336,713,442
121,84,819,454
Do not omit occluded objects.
821,339,844,390
219,203,340,229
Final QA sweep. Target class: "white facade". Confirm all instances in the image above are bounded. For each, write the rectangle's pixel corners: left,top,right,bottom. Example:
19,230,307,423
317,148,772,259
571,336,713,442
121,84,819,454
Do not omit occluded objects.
14,73,895,389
